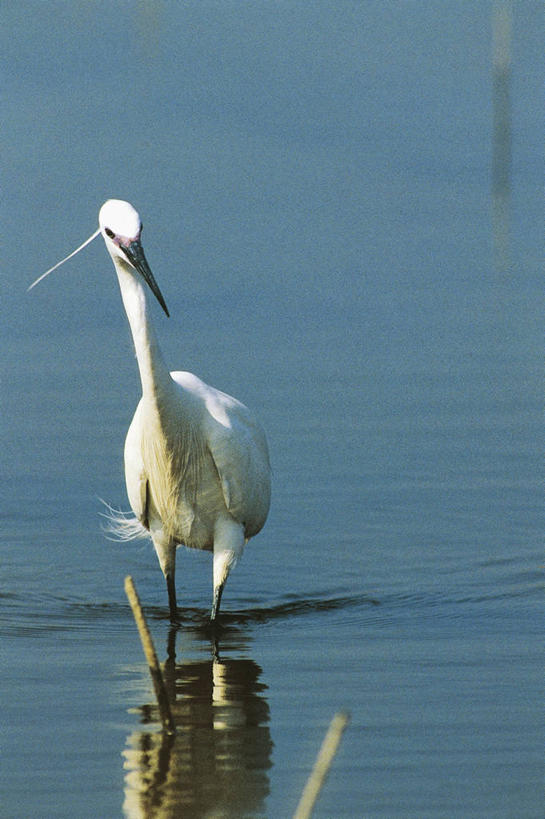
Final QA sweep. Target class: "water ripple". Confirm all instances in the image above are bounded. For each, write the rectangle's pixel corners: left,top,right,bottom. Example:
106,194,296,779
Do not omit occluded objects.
1,567,542,637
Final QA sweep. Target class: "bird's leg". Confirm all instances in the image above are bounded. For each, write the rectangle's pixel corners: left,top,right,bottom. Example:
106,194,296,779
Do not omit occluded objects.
166,571,177,621
211,518,246,621
154,538,178,621
210,583,224,621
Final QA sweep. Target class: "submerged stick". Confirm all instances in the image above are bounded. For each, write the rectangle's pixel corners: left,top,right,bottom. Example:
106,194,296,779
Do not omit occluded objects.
293,711,350,819
124,575,176,734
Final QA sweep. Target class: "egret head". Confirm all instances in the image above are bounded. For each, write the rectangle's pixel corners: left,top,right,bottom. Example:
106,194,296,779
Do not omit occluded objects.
99,199,170,317
29,199,170,319
99,199,141,244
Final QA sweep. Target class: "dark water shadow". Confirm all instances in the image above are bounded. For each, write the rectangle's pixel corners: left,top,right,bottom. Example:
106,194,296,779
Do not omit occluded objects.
145,591,380,630
122,624,272,818
0,589,378,638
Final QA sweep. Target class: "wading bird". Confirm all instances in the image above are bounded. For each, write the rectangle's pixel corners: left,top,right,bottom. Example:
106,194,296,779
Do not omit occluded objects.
29,199,271,620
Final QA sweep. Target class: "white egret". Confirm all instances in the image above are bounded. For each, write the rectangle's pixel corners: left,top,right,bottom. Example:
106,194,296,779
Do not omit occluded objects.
29,199,271,620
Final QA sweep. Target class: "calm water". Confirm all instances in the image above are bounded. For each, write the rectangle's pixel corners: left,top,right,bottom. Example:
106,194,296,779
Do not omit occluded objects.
2,3,543,817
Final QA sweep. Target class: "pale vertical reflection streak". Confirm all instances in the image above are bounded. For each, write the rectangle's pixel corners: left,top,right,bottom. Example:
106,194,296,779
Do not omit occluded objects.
491,1,512,273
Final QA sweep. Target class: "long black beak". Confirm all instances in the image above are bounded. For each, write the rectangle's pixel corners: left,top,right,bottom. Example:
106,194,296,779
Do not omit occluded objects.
122,240,170,317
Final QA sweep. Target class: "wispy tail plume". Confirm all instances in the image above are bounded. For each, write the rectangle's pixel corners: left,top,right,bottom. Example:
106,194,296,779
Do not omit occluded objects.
98,499,150,542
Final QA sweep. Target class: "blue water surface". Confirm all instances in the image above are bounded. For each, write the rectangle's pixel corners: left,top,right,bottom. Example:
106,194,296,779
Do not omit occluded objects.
2,3,543,817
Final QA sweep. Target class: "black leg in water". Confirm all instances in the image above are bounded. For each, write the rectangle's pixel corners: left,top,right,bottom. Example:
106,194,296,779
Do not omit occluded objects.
210,583,224,621
166,572,177,622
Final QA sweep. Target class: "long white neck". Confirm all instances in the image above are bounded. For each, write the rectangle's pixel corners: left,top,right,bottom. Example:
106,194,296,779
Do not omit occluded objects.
113,256,173,403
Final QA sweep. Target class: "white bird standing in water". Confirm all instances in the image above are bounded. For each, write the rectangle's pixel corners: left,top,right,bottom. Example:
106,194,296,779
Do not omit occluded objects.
29,199,271,620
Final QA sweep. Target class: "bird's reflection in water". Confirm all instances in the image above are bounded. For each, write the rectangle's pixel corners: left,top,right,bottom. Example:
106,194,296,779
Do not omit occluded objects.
123,623,272,818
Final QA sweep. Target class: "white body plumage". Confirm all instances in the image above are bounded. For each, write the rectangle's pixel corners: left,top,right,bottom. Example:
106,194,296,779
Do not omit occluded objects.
101,200,271,619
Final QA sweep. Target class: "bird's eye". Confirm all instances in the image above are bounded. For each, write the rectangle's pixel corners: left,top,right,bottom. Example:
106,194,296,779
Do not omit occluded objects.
105,228,115,239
